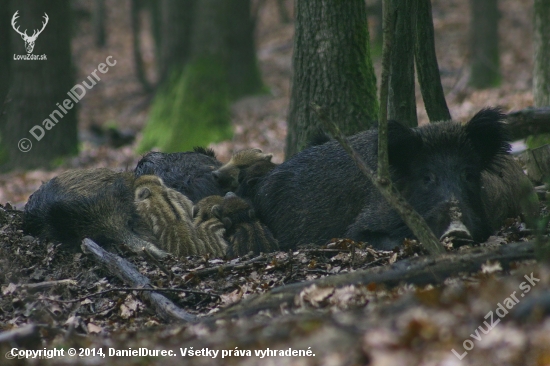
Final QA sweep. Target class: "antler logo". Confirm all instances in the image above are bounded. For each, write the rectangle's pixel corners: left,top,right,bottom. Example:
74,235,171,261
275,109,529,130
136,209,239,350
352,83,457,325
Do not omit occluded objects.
11,10,49,54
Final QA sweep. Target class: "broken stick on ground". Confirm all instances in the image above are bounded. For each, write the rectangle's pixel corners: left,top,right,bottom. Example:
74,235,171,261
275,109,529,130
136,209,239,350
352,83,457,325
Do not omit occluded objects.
81,238,197,323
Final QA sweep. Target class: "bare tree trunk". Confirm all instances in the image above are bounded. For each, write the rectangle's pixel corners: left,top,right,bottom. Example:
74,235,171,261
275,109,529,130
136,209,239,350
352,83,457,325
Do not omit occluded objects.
139,0,232,153
276,0,290,23
469,0,501,89
378,0,394,180
131,0,153,93
1,0,77,171
285,0,379,158
388,0,417,127
158,0,195,84
93,0,106,48
226,0,263,98
0,0,10,106
534,0,550,107
146,0,162,63
415,0,451,122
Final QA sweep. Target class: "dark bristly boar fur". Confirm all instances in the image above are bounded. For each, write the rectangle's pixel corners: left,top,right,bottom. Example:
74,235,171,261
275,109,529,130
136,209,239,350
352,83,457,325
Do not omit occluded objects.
254,108,536,250
134,175,205,257
192,195,228,257
214,193,279,257
24,168,168,259
212,148,273,191
135,147,225,203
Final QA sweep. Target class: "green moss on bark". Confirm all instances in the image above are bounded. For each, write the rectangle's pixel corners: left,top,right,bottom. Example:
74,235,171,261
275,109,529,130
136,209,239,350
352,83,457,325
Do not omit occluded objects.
138,57,232,153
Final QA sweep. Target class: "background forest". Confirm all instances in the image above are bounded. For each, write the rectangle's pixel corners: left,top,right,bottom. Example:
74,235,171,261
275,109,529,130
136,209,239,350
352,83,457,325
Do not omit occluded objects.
1,1,550,366
0,0,546,205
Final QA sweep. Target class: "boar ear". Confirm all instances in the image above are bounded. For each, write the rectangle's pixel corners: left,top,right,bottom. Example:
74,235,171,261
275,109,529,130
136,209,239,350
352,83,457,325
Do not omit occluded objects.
262,153,273,162
211,205,222,219
465,108,510,169
387,120,422,168
136,187,151,200
192,205,199,218
222,217,233,229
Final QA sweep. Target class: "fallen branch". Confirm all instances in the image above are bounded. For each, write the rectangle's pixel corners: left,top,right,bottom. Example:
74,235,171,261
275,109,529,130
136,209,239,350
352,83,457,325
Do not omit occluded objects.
0,324,38,344
41,287,219,304
19,279,77,291
81,238,196,323
506,107,550,140
190,254,268,278
214,241,535,319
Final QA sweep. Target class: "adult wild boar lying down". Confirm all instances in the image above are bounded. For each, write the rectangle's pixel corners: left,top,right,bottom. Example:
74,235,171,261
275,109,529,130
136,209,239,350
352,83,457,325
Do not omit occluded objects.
253,108,538,250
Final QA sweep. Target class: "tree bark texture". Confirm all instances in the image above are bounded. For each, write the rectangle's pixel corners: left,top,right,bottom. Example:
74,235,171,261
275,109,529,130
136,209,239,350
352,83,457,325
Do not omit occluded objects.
226,0,264,99
276,0,291,24
131,0,153,92
158,0,195,84
92,0,106,48
285,0,379,159
0,0,10,107
378,0,394,180
1,0,77,170
469,0,501,89
146,0,162,63
534,0,550,107
189,0,229,62
388,0,417,127
415,0,451,122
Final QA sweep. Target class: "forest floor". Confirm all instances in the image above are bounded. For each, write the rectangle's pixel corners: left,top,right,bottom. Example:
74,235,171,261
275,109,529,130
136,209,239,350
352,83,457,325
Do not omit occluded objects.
1,0,549,365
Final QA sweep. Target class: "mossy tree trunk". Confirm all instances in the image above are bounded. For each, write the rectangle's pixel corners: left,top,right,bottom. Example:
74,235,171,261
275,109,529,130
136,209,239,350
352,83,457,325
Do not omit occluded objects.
285,0,379,158
139,0,263,153
469,0,501,89
92,0,106,48
534,0,550,107
131,0,153,93
226,0,263,99
157,0,195,85
146,0,162,63
0,0,10,106
415,0,450,122
0,0,77,171
388,0,417,127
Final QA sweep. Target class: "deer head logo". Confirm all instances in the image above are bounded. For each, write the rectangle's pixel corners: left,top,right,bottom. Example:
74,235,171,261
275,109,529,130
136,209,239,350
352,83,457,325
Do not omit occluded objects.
11,11,49,54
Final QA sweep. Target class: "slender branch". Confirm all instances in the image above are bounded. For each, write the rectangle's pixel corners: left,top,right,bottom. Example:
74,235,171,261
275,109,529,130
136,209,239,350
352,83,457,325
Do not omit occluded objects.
414,0,451,122
378,0,395,180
